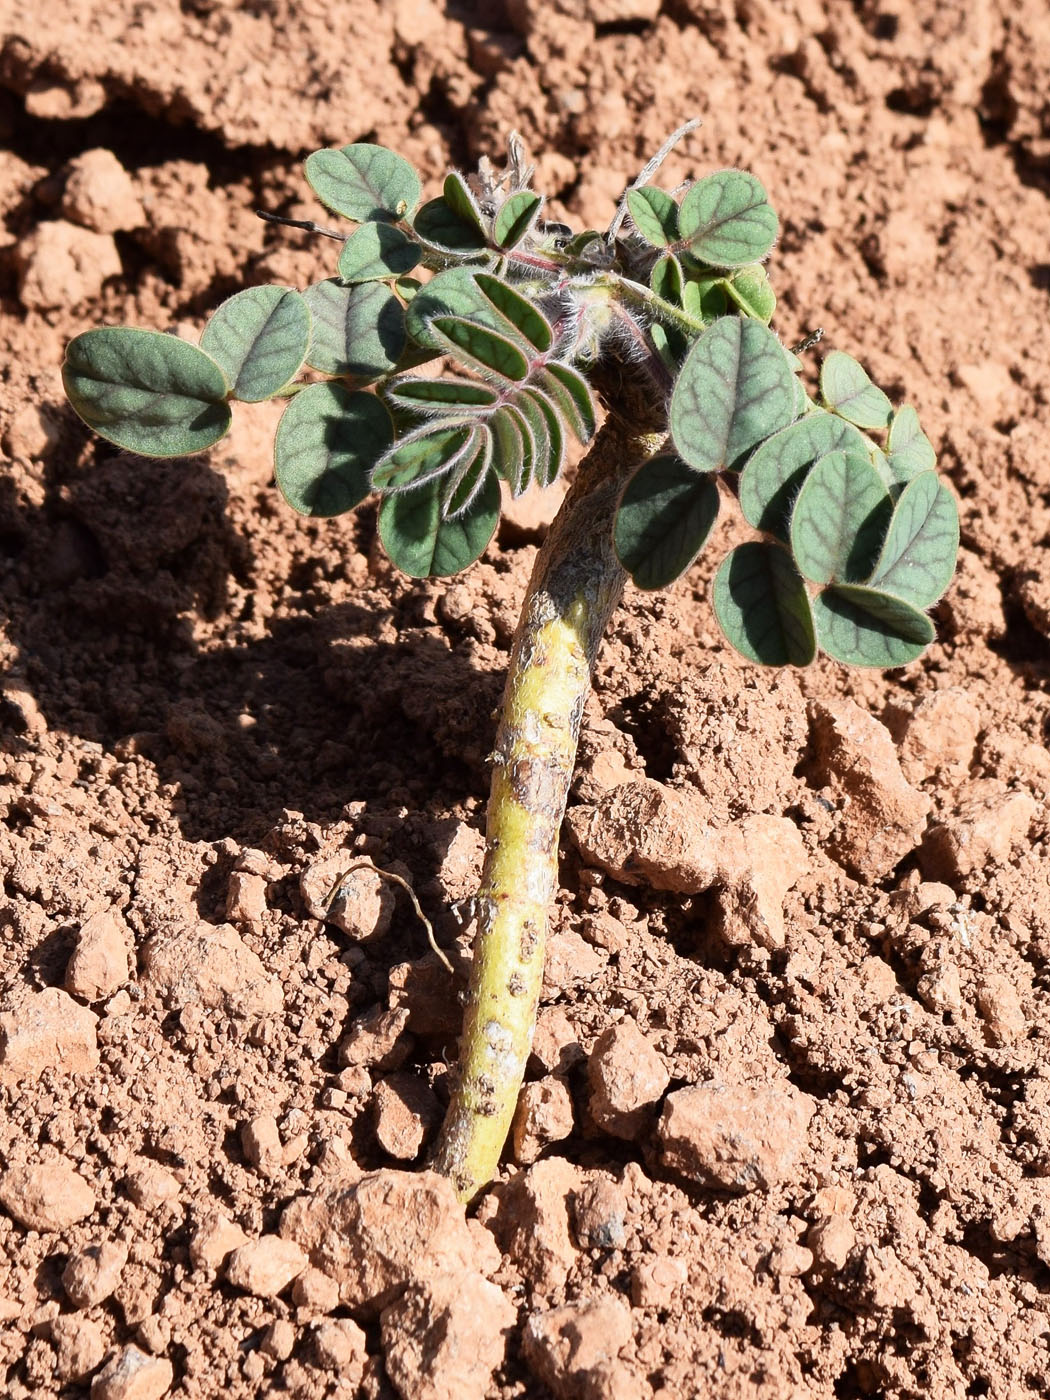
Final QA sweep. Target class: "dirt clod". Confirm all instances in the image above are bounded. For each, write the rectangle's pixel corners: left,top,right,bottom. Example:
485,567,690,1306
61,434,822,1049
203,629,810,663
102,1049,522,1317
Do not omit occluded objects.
64,908,131,1003
807,698,930,879
512,1074,575,1163
0,1157,96,1232
224,1236,307,1298
0,986,99,1083
522,1298,634,1400
920,779,1038,881
49,1314,105,1382
279,1170,475,1315
658,1080,816,1192
63,1240,128,1309
89,1345,172,1400
587,1019,669,1140
381,1270,516,1400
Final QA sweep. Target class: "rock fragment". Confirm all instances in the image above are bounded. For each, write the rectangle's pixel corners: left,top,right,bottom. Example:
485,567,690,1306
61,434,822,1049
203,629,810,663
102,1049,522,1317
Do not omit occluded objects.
807,699,930,879
0,1157,96,1232
920,779,1037,881
892,687,980,782
630,1255,688,1309
89,1344,173,1400
522,1298,634,1400
306,1318,368,1380
339,1005,412,1071
808,1215,856,1271
0,985,99,1083
50,1313,106,1382
512,1075,575,1164
658,1080,815,1192
292,1267,340,1314
241,1114,283,1176
713,814,807,950
61,149,144,234
280,1170,475,1315
497,1158,580,1290
125,1160,180,1210
260,1319,295,1361
381,1270,515,1400
587,1019,668,1140
373,1073,441,1160
16,220,122,311
568,781,805,947
63,1240,128,1307
65,908,132,1002
975,972,1026,1045
225,871,268,931
189,1209,249,1271
225,1236,307,1298
570,1176,627,1251
141,922,282,1017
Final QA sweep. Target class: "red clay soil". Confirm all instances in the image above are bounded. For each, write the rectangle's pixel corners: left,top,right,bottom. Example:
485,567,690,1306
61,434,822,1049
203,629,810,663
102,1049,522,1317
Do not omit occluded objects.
2,2,1050,1397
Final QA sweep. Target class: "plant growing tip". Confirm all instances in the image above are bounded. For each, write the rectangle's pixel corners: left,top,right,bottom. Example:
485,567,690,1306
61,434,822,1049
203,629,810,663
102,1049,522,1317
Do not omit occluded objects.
61,126,960,1201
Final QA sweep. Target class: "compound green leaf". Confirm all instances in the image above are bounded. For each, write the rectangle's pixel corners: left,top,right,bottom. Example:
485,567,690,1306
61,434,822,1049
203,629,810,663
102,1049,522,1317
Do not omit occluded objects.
626,186,680,247
443,428,493,519
813,584,933,667
670,317,796,473
866,471,959,605
474,273,553,352
886,404,936,484
678,169,778,268
199,285,310,403
337,223,422,283
379,469,500,577
820,350,893,430
429,316,529,383
724,264,776,323
62,327,231,457
789,450,892,585
386,376,498,411
514,391,550,490
712,541,816,666
614,454,720,590
274,382,392,517
304,143,421,223
537,362,595,442
681,275,727,322
500,403,534,495
412,196,488,253
371,425,475,492
302,280,405,380
519,388,564,487
738,410,869,539
442,172,486,234
395,275,423,303
405,268,504,349
490,407,527,494
650,253,684,304
494,191,542,248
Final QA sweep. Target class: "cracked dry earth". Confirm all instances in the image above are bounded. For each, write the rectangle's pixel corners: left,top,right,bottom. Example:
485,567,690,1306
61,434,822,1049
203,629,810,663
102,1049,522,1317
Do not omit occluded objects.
2,1,1050,1397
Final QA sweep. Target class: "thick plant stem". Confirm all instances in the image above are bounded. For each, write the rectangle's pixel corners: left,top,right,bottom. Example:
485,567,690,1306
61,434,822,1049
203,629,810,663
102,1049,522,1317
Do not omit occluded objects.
432,409,664,1201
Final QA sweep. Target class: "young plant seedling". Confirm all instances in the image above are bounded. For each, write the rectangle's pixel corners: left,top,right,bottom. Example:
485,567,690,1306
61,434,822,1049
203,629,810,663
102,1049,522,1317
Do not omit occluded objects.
62,124,959,1201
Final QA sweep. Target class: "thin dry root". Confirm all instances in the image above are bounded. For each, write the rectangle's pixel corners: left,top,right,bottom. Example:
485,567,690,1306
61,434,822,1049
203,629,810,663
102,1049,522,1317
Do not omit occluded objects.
325,861,454,973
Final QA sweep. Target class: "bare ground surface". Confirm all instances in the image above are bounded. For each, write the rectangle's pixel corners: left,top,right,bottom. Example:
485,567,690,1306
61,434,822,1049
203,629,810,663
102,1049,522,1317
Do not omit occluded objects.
1,1,1050,1397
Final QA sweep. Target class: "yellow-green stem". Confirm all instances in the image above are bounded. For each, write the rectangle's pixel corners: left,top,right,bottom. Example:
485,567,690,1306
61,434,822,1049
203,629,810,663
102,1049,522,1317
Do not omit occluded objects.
431,406,664,1201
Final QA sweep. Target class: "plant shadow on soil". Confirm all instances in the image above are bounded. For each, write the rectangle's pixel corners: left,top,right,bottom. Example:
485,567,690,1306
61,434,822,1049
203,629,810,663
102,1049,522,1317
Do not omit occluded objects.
1,430,502,853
